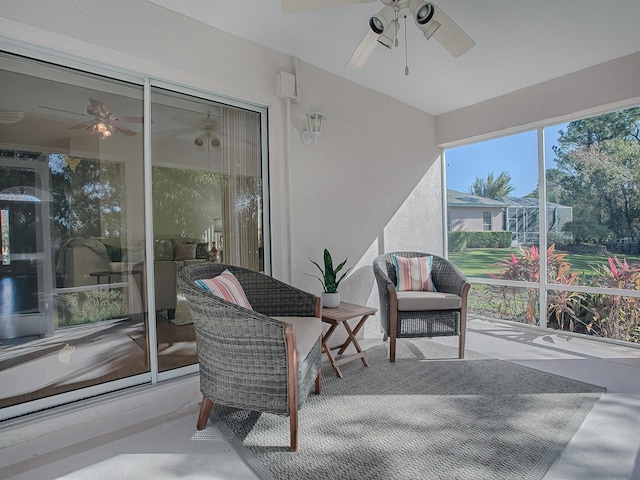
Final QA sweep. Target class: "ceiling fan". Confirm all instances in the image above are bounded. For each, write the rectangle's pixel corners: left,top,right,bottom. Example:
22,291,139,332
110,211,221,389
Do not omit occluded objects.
159,114,222,149
281,0,474,72
70,98,143,138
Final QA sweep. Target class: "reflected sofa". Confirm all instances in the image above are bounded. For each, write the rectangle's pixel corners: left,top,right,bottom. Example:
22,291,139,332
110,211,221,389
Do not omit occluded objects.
56,237,209,319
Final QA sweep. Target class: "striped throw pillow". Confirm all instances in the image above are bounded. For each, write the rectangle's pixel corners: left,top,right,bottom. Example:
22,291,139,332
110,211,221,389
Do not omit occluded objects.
195,270,253,310
393,255,436,292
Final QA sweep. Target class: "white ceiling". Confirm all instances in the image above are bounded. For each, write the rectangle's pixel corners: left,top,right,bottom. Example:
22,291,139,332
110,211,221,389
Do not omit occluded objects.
148,0,640,116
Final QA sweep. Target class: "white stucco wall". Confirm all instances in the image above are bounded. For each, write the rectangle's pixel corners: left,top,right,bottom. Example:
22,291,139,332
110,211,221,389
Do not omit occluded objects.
0,0,441,335
436,52,640,147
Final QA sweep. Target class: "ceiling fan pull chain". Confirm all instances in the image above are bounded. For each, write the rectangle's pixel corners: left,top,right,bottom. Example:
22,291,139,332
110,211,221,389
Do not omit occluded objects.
394,8,399,47
404,15,409,76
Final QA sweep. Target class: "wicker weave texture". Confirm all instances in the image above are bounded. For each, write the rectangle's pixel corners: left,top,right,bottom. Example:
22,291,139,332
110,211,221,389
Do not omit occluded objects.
373,252,468,338
178,263,321,416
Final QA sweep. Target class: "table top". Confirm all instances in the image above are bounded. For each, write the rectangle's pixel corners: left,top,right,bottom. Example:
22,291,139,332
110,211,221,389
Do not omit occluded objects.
321,301,377,322
90,270,140,276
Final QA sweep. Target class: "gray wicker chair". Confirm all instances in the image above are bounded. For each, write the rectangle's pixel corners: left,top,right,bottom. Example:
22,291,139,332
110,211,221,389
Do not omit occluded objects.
373,252,471,362
177,263,322,452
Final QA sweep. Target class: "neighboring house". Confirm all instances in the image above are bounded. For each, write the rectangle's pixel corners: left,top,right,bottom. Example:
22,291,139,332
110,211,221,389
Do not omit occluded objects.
447,190,573,245
495,196,573,245
446,189,511,232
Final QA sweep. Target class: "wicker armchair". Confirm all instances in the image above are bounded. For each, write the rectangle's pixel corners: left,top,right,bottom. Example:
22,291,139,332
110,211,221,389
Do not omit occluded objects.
373,252,471,362
177,263,323,452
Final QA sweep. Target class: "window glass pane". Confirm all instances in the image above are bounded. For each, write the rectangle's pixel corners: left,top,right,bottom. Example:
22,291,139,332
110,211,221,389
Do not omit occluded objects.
547,290,640,343
544,109,640,288
0,53,147,409
446,131,538,279
150,87,264,372
469,283,540,325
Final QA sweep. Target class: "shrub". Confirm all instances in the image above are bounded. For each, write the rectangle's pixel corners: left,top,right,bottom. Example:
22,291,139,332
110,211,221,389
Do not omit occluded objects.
562,219,613,244
547,232,574,249
583,257,640,342
63,289,126,325
448,231,512,252
486,246,640,343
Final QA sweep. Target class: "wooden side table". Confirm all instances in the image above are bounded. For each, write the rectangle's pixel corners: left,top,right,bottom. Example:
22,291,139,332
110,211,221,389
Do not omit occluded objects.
321,301,377,378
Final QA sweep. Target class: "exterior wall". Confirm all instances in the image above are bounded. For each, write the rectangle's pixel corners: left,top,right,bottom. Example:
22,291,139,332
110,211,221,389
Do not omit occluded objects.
449,207,503,231
0,0,440,336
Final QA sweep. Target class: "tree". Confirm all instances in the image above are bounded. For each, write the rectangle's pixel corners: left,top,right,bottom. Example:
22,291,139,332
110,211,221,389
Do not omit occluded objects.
468,171,515,199
553,107,640,239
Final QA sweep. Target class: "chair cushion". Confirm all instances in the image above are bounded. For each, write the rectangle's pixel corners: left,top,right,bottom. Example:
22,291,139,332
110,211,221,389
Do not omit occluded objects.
273,316,322,364
393,255,436,292
195,269,253,310
396,291,462,311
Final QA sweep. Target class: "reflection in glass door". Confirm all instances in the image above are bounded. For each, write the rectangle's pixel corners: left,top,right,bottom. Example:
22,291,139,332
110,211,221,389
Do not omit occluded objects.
150,86,266,373
0,51,270,419
0,158,54,340
0,53,148,414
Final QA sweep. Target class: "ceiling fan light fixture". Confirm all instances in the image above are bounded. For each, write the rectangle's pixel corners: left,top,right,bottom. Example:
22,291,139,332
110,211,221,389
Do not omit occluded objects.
409,0,434,25
369,5,395,34
86,120,117,138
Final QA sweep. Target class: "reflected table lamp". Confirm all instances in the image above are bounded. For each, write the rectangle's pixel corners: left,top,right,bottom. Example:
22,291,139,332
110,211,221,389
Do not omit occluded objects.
214,218,223,261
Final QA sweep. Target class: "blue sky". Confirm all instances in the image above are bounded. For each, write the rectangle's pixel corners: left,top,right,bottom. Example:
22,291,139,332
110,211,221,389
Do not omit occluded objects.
445,123,568,197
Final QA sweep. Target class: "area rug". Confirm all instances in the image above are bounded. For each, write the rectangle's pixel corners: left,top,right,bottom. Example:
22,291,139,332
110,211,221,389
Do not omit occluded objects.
198,338,605,480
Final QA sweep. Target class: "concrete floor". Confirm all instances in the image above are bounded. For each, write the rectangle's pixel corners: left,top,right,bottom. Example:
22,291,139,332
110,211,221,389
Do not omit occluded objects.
1,316,639,479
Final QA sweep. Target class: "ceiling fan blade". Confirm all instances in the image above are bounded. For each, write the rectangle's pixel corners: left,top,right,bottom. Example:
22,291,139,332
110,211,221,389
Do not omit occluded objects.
345,29,379,69
70,120,94,129
154,127,200,140
282,0,376,14
88,98,107,116
431,4,475,57
171,113,220,130
114,123,137,136
116,115,144,124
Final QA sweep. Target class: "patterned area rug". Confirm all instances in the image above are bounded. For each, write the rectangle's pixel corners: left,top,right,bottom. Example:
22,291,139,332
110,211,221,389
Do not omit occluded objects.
198,338,605,480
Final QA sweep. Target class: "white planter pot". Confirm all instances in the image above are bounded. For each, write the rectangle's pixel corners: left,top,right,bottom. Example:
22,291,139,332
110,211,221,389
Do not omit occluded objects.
108,262,123,273
322,292,341,309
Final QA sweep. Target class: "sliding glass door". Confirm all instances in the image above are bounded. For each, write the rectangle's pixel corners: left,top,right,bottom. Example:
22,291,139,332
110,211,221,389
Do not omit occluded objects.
0,53,148,413
0,50,269,418
150,86,265,372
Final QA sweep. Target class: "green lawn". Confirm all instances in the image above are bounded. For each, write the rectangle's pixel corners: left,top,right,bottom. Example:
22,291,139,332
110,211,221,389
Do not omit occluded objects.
449,247,640,279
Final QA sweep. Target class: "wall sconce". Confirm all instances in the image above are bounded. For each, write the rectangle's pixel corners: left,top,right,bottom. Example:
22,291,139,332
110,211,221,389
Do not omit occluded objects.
301,111,325,146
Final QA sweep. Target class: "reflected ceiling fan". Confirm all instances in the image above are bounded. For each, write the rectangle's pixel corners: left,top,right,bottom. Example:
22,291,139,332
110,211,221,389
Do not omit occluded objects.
159,114,222,149
70,98,143,138
281,0,474,73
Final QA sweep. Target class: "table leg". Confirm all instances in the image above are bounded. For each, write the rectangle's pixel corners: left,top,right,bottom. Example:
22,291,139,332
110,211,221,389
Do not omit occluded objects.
341,320,368,367
321,321,343,378
337,314,370,355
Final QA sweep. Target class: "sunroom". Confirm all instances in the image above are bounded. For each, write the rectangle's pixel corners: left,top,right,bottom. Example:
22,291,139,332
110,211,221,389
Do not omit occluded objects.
1,1,640,479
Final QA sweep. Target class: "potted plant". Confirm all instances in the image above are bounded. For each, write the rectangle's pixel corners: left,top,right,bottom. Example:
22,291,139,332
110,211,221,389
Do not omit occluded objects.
105,244,125,273
309,248,351,308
